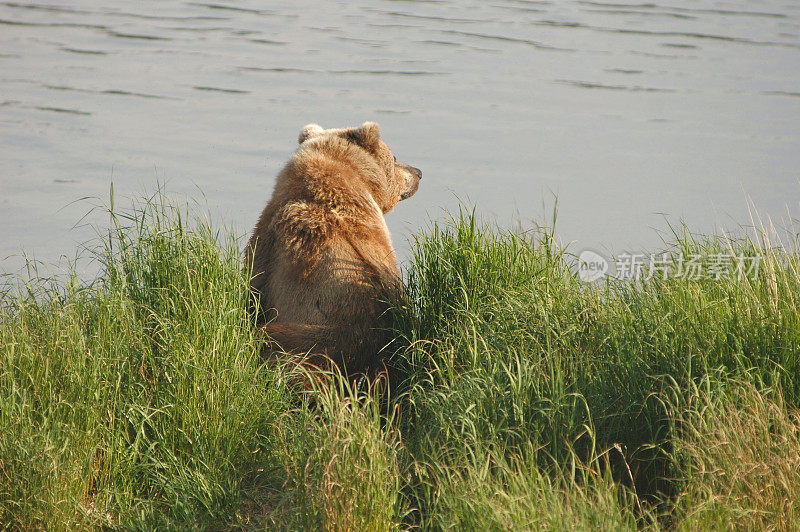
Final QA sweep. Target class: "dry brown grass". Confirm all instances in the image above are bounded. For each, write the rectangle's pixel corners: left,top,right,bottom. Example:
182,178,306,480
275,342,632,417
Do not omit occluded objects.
672,382,800,531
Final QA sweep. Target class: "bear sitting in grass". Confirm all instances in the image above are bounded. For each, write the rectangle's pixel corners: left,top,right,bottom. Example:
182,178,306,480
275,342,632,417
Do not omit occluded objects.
245,121,421,380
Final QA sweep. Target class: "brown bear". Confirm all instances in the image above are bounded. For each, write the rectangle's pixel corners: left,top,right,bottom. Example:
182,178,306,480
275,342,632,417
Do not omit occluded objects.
245,121,421,378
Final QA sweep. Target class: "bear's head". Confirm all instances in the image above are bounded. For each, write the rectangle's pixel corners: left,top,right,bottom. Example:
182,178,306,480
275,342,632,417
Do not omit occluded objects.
298,121,421,213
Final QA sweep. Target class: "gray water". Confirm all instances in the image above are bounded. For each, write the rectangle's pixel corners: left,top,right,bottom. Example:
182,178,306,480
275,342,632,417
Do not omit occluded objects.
2,0,799,276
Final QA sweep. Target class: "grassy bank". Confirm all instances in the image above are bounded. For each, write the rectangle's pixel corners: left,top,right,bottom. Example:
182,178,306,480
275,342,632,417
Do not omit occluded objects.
2,195,799,530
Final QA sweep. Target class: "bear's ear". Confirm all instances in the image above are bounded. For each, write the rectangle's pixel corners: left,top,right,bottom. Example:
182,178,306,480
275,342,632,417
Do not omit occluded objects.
345,121,381,151
298,123,324,144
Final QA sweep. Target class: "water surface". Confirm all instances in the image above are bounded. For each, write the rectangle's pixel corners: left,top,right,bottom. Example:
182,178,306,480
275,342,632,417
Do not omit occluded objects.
1,0,799,274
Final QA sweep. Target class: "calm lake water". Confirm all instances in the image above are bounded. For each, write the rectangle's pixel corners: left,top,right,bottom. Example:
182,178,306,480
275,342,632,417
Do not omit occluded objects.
1,0,799,276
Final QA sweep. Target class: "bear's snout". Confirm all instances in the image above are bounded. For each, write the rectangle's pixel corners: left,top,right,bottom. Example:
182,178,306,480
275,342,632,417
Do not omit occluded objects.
399,163,421,200
397,162,422,181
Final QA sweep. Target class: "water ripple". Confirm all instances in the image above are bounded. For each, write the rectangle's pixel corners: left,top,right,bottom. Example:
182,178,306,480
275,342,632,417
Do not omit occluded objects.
35,106,91,115
61,47,107,55
193,86,250,94
439,29,572,51
2,2,93,15
106,31,171,41
250,38,288,45
382,11,499,24
590,26,800,49
237,66,448,76
763,90,800,98
580,2,787,19
186,3,273,15
557,79,676,92
101,89,169,99
0,18,107,29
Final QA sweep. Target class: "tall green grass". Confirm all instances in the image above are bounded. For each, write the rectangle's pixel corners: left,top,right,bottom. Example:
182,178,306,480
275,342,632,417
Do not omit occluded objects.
391,209,800,527
2,195,799,529
0,194,292,529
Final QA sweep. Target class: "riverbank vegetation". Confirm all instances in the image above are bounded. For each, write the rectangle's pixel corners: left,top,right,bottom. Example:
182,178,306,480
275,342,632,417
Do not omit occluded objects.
2,194,799,529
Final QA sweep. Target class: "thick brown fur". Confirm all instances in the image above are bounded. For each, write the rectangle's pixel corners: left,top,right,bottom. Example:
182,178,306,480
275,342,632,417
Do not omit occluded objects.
245,122,421,379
